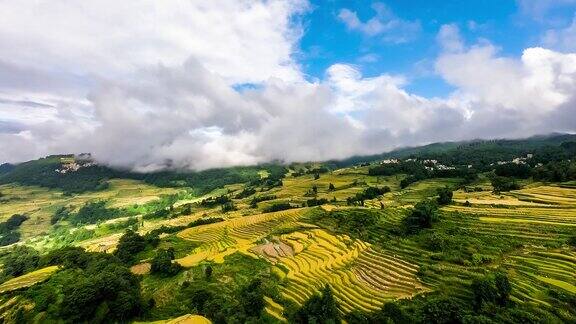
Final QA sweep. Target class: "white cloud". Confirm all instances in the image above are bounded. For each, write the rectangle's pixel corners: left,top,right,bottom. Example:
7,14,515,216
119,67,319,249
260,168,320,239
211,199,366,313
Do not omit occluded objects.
0,6,575,171
338,2,420,43
0,0,306,88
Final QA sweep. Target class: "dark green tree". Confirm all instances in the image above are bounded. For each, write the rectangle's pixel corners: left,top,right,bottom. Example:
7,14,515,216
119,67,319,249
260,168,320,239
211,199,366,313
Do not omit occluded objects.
436,187,453,205
205,265,213,279
150,248,181,276
293,285,340,323
114,229,146,264
403,200,439,233
240,278,265,317
1,245,39,278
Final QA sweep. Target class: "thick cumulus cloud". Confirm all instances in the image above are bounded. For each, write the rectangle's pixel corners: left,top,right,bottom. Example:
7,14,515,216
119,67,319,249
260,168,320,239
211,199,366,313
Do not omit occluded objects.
0,1,575,170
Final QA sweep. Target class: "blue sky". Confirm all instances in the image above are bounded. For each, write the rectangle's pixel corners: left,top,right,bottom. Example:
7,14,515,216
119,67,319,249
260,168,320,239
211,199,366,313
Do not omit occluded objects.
298,0,576,97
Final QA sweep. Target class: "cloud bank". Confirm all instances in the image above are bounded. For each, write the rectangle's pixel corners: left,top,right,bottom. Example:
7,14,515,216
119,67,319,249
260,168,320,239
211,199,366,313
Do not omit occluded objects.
0,1,575,171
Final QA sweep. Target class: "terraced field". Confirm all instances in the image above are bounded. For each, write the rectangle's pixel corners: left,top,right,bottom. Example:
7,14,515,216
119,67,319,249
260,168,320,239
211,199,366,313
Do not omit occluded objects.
136,314,212,324
446,185,576,242
505,249,576,304
0,266,59,293
0,180,181,239
274,229,424,314
443,184,576,305
176,209,304,266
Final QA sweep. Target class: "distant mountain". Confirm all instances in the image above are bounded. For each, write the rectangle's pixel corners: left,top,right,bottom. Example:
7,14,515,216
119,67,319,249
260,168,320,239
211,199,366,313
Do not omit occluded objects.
1,133,575,194
331,133,576,168
0,163,15,175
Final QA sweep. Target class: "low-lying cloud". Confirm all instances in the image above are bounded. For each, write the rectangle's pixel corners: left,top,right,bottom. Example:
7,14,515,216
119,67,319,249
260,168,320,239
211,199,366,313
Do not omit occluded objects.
0,1,575,171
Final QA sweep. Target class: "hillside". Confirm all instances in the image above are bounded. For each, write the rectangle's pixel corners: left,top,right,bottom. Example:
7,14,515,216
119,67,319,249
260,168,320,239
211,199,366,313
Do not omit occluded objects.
0,135,574,323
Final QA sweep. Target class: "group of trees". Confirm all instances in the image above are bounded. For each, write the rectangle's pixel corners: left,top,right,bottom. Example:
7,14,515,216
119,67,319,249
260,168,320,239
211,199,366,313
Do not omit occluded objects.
306,197,329,207
150,248,182,276
29,247,144,322
68,201,123,225
490,176,521,193
0,214,28,246
180,276,267,323
199,195,231,208
0,245,40,279
263,202,295,213
308,208,380,241
346,186,390,206
0,245,145,322
403,201,439,234
249,195,276,208
533,160,576,182
292,285,340,323
234,187,256,199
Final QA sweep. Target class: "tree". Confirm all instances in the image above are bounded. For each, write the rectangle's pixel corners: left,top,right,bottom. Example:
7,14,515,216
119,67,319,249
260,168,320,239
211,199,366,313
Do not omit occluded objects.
293,285,340,323
421,296,463,324
51,206,71,224
240,278,265,317
490,176,520,193
373,302,409,323
494,272,512,307
150,248,182,276
403,200,439,233
568,235,576,247
1,246,40,278
314,173,320,180
436,187,453,205
328,183,335,191
205,265,213,279
472,272,511,310
114,229,146,264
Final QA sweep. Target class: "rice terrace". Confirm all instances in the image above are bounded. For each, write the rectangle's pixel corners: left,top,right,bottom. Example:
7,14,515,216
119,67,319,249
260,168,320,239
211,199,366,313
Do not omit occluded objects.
0,134,574,323
1,1,576,323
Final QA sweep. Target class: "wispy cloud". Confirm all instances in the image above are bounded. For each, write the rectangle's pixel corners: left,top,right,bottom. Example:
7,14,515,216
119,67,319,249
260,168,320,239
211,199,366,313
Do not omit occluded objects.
338,2,421,44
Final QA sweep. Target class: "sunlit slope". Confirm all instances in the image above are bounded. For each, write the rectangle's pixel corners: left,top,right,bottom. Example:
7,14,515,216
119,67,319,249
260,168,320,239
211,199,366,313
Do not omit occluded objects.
176,209,303,266
0,266,59,294
275,229,424,313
